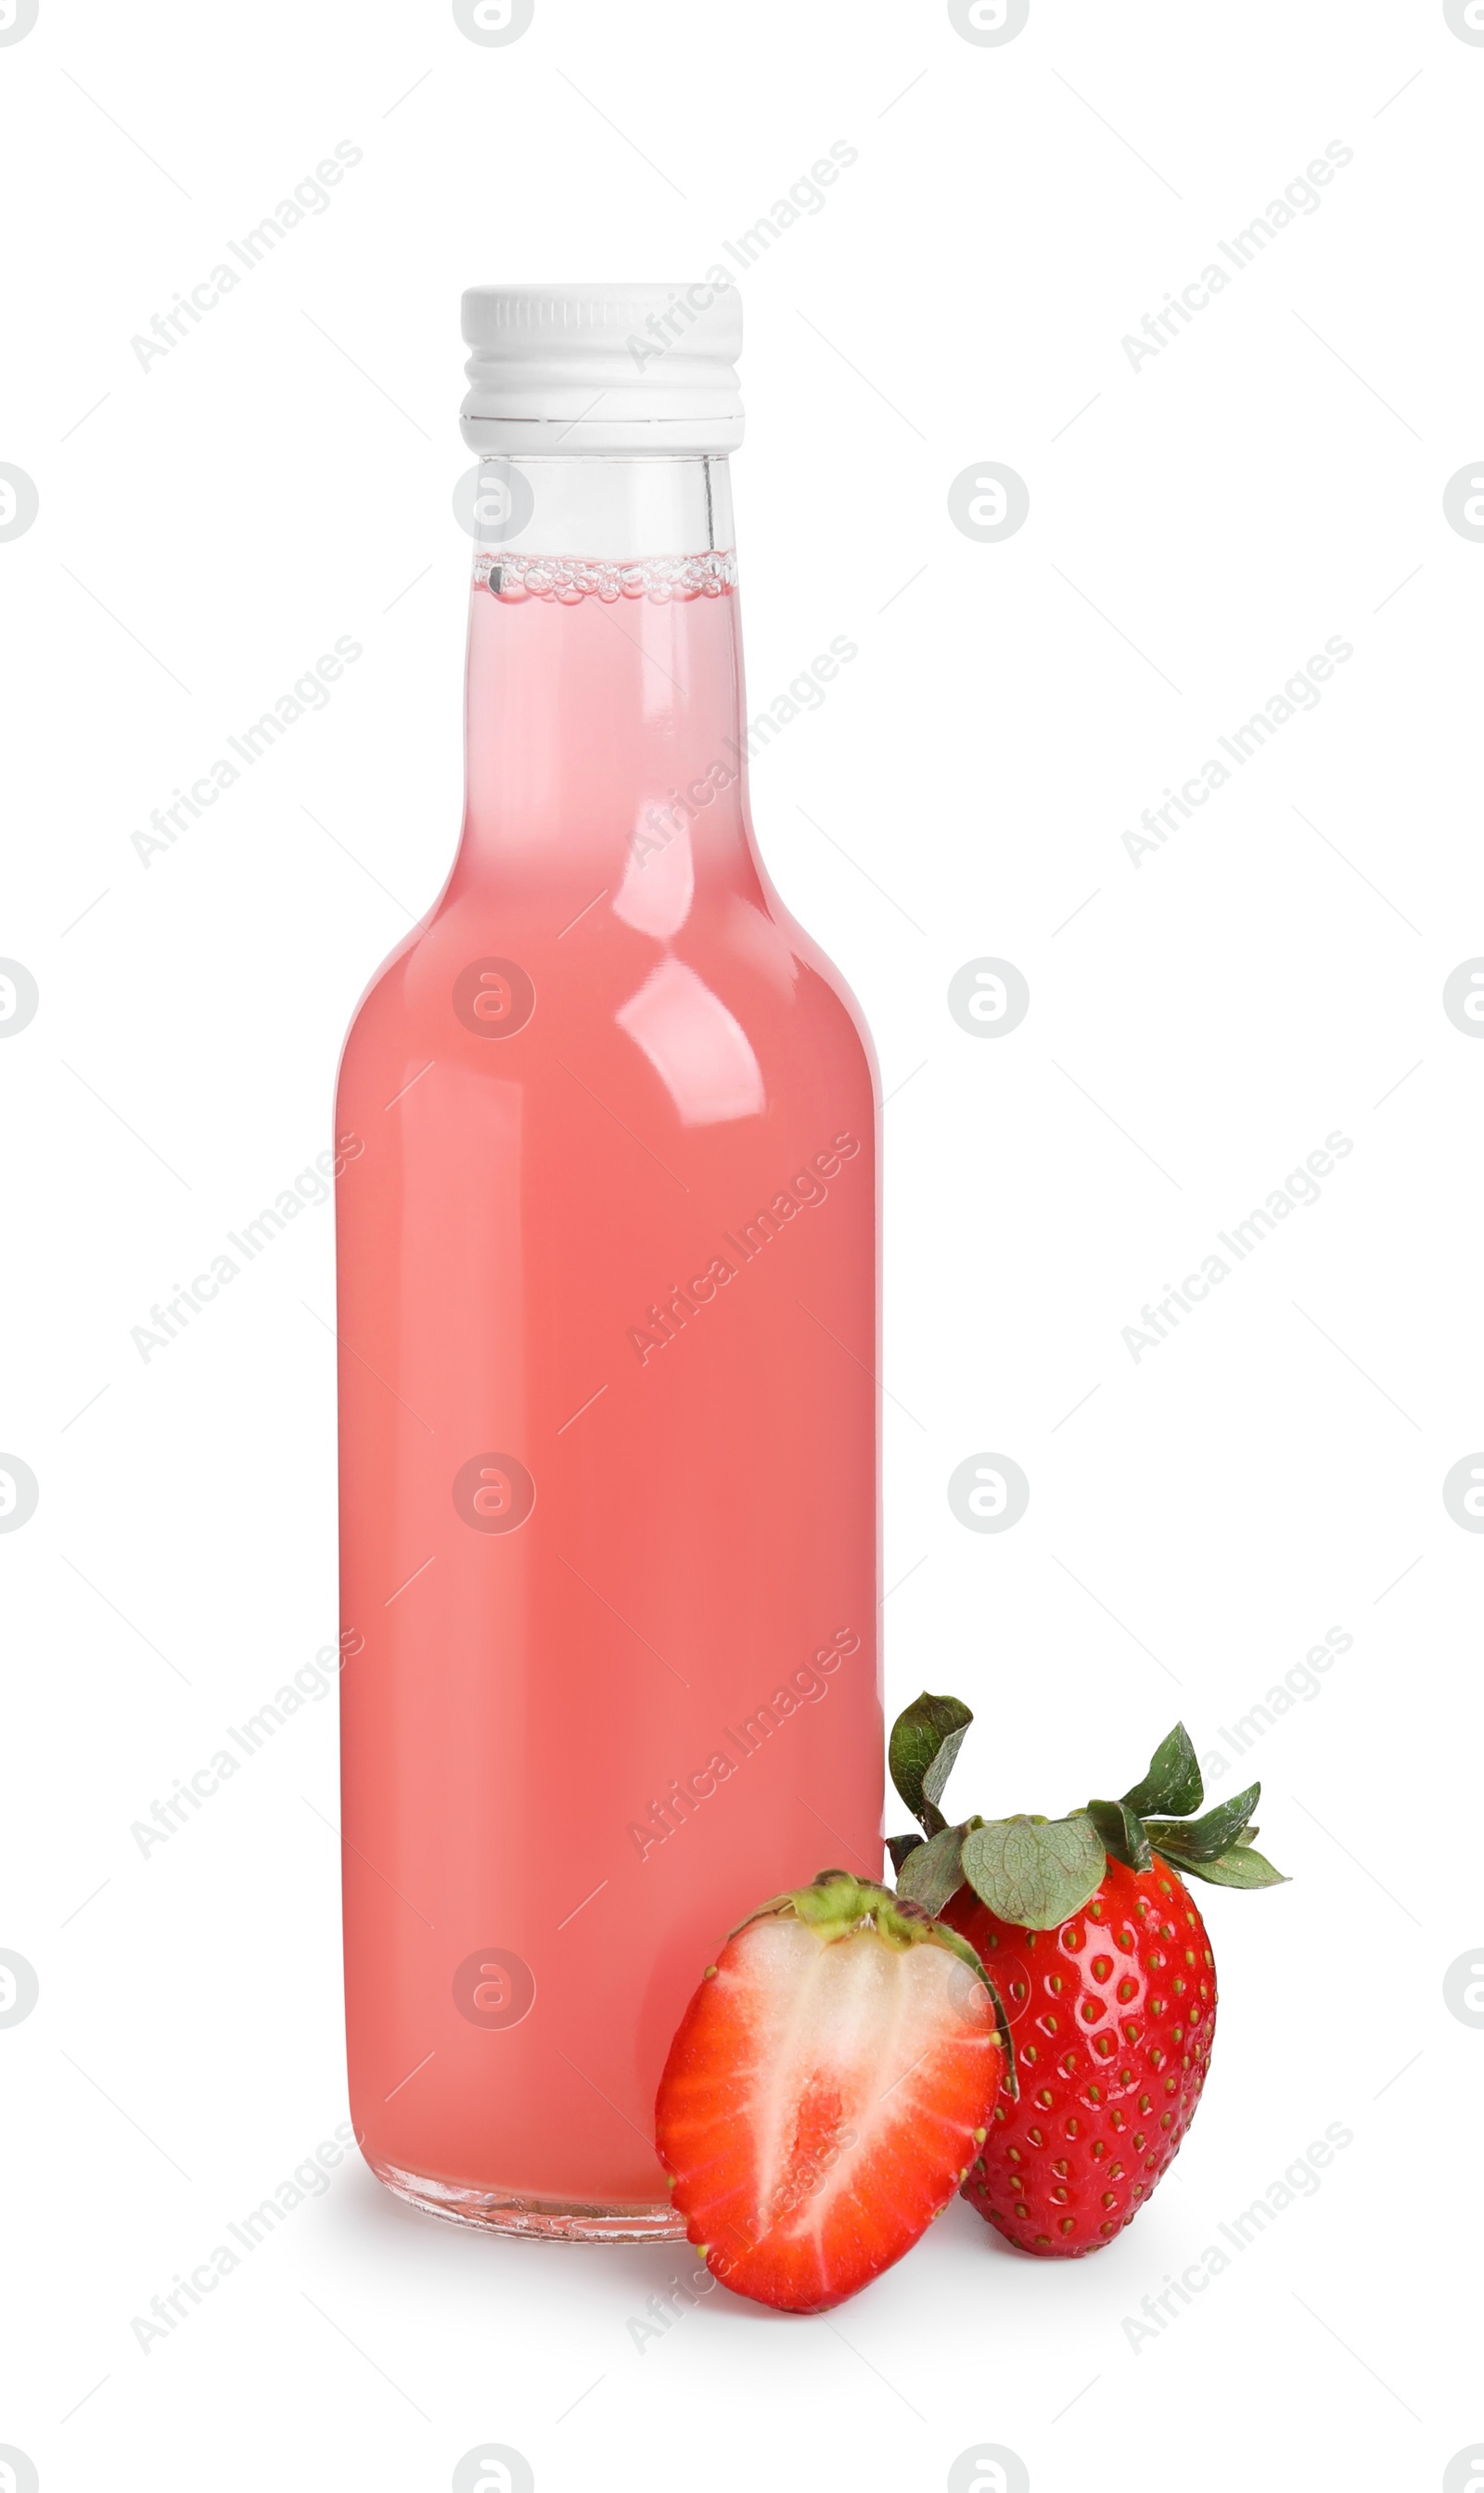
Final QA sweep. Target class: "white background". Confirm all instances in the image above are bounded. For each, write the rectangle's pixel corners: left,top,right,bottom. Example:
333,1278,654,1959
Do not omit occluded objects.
2,2,1481,2487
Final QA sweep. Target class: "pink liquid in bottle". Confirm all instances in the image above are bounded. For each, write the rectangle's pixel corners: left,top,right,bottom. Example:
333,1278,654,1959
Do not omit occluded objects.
336,430,881,2237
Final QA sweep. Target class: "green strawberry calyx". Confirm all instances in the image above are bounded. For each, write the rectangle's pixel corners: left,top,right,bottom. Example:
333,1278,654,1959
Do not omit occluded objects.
729,1869,1017,2086
887,1697,1289,1932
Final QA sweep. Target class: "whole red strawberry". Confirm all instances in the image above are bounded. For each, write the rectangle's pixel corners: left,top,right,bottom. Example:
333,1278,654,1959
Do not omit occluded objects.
655,1870,1011,2312
886,1699,1286,2259
944,1854,1214,2253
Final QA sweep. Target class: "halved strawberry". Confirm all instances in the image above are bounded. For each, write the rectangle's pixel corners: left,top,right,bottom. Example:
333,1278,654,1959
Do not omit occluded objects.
654,1870,1011,2313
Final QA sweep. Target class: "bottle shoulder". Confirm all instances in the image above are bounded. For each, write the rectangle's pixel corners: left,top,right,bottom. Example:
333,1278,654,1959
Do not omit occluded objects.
344,886,871,1044
336,887,877,1125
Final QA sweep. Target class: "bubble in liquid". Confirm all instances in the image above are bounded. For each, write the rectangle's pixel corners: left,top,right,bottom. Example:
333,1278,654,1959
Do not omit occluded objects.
476,549,737,605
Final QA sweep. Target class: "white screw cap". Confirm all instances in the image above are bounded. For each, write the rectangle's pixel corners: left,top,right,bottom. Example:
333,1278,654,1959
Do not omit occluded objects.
460,282,744,455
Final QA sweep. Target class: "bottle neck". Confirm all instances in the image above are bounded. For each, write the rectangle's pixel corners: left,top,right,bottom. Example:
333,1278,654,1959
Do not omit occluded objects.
456,456,758,922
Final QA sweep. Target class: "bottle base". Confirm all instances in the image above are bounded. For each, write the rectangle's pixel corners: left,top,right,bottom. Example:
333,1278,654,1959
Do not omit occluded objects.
370,2153,687,2243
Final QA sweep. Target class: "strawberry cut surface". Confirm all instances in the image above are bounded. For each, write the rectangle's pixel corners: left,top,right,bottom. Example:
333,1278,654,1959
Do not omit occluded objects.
944,1854,1216,2256
656,1880,1005,2312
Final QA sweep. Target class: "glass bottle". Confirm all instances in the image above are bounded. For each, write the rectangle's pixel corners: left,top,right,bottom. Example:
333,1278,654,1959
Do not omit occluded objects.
336,285,881,2238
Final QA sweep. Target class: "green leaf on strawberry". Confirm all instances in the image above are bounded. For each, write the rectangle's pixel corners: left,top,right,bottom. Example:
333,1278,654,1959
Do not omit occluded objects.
889,1690,974,1838
1084,1795,1153,1872
883,1702,1286,1939
1146,1780,1260,1865
960,1811,1107,1931
895,1820,976,1916
1172,1841,1288,1889
1120,1721,1203,1820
